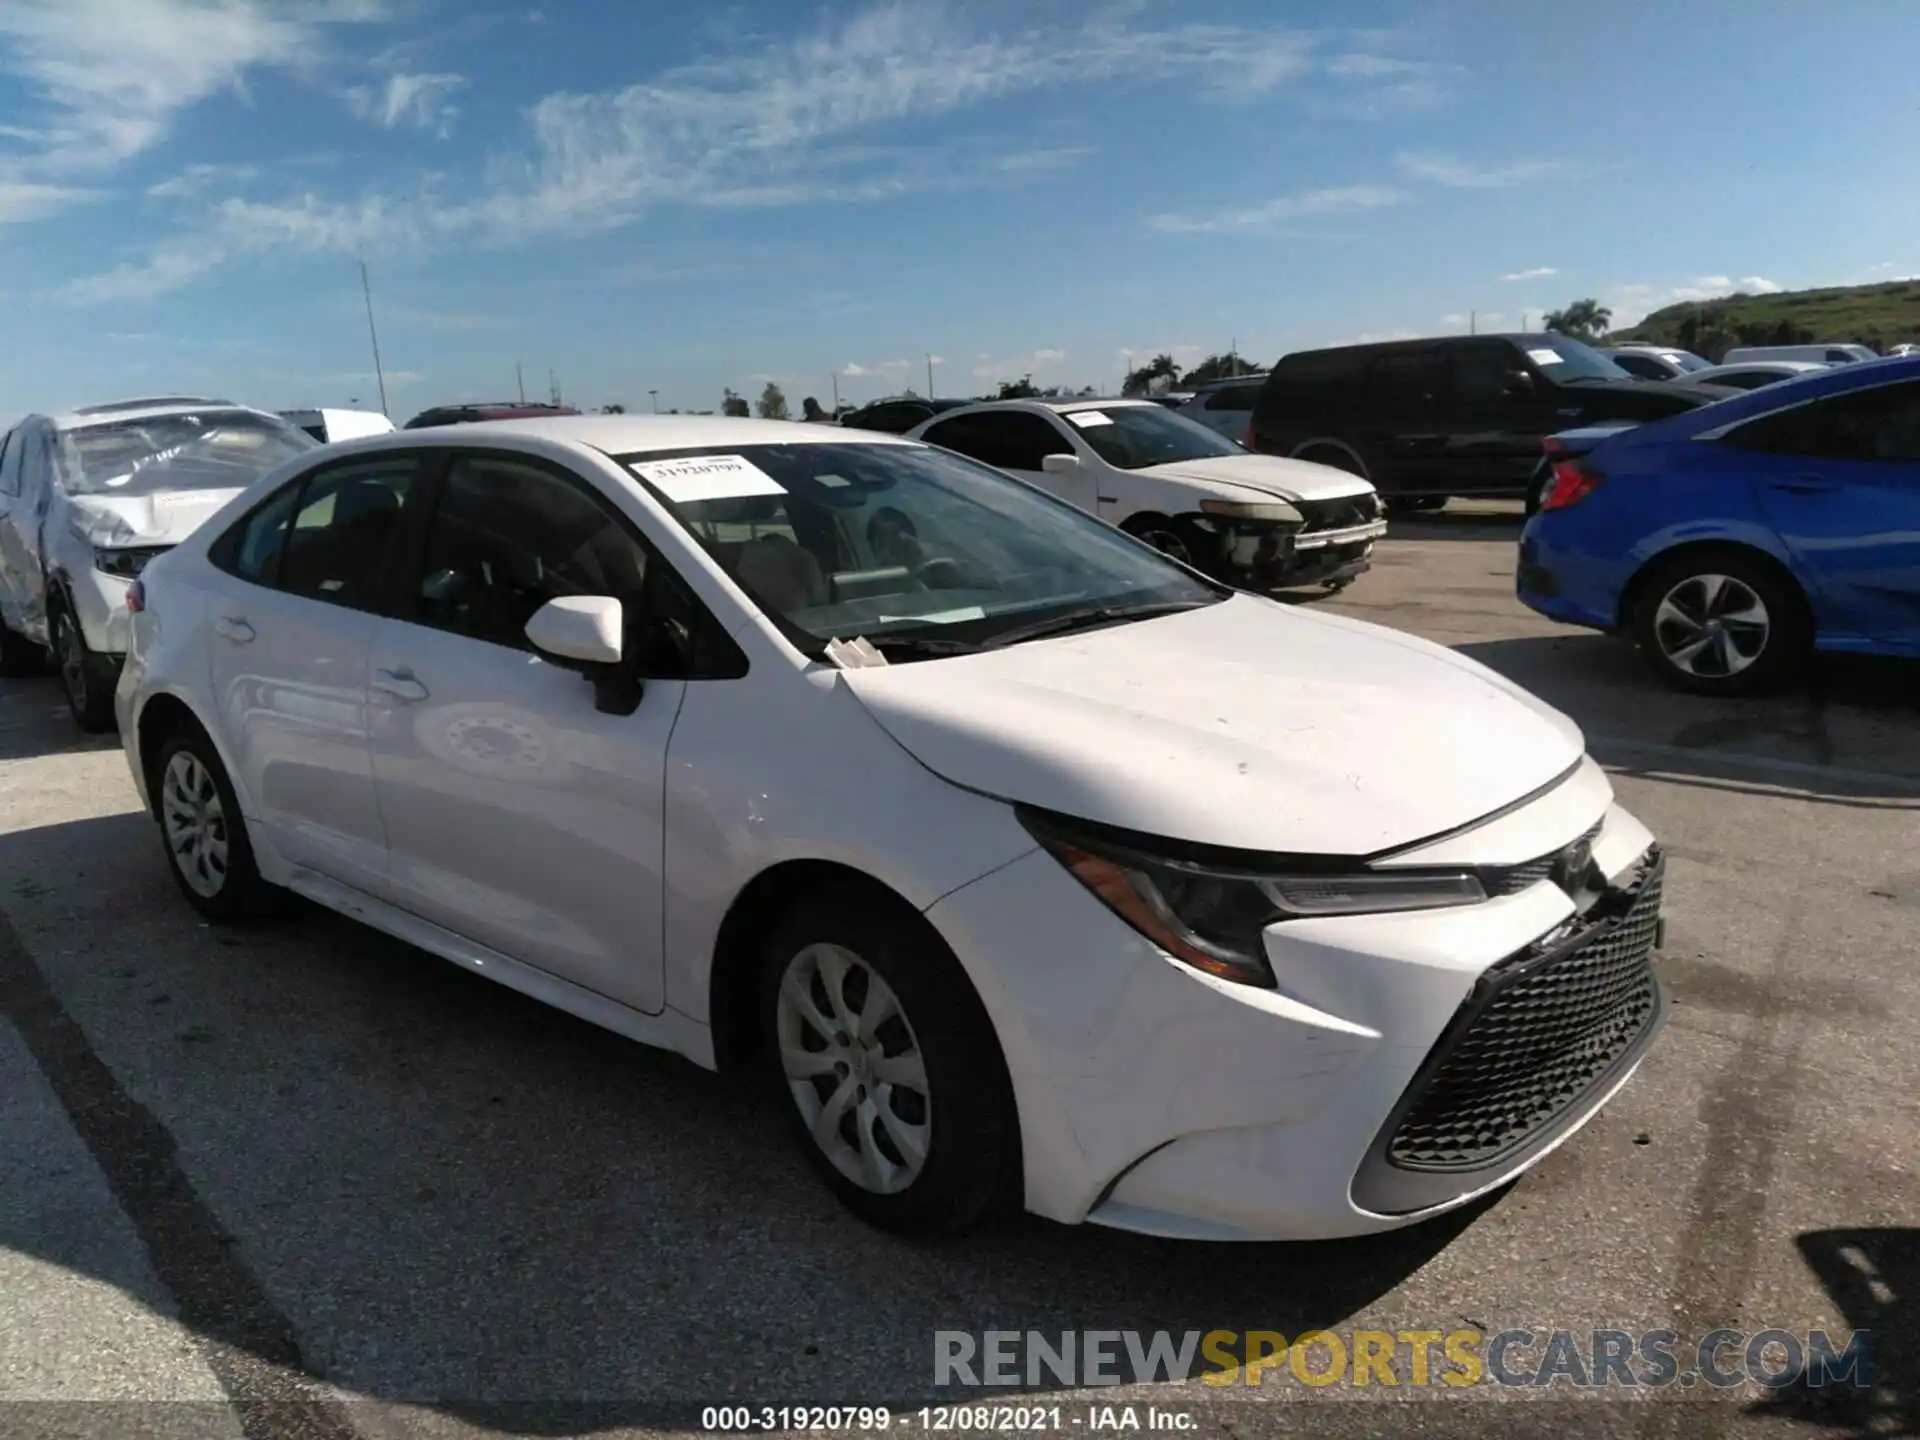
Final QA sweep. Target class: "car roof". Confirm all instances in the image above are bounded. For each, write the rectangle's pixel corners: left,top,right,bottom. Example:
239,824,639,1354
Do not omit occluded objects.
1627,352,1920,442
924,398,1156,420
340,413,910,455
46,398,274,431
1695,360,1827,375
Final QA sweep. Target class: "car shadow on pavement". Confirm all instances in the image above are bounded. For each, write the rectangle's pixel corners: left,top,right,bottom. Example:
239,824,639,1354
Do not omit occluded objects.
0,809,1483,1435
1453,634,1920,804
1378,504,1527,543
0,679,117,763
1742,1228,1914,1434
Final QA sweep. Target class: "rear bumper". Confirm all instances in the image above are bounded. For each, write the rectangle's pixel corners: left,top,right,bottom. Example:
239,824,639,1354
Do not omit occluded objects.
1516,533,1619,632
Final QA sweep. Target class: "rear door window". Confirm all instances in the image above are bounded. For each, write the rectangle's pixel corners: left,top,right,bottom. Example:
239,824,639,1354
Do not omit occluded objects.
1727,380,1920,463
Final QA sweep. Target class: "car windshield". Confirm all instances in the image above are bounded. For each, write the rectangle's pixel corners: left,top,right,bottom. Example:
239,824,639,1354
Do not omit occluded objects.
1061,405,1244,469
618,441,1224,656
1525,338,1633,383
1671,353,1712,373
57,410,315,497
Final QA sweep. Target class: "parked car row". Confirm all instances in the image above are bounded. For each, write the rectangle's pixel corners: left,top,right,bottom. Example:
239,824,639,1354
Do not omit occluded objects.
107,411,1671,1239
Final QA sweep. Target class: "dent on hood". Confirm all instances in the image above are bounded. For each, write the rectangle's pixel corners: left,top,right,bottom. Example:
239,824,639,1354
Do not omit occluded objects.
63,496,151,547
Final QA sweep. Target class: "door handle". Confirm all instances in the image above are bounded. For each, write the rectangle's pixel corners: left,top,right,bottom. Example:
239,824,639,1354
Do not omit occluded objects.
213,616,254,644
1768,475,1837,495
371,668,430,703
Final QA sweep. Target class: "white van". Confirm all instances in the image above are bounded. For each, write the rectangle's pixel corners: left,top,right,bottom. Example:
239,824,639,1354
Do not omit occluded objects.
1720,343,1878,366
278,408,397,444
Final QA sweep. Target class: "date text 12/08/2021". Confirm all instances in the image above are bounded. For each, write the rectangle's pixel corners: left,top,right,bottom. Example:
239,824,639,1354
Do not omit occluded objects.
700,1407,1195,1432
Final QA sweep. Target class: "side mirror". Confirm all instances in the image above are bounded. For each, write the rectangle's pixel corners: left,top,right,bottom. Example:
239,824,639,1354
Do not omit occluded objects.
526,595,641,715
526,595,623,664
1503,370,1536,396
1041,452,1082,474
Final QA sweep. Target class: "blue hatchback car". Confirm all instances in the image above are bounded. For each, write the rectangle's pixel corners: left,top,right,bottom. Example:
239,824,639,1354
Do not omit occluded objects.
1518,354,1920,693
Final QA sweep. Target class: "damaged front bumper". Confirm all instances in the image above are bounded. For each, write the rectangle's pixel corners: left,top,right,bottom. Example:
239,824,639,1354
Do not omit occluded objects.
1215,517,1389,591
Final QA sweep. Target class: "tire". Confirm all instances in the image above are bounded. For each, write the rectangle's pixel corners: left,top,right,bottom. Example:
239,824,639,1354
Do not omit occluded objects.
1295,446,1368,480
1382,496,1430,517
1630,549,1812,696
759,890,1017,1236
50,603,117,732
0,618,43,678
152,726,281,922
1120,513,1200,568
1414,496,1449,512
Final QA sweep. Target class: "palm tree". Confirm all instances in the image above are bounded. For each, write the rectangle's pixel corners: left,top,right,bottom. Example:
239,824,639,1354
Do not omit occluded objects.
1542,298,1613,342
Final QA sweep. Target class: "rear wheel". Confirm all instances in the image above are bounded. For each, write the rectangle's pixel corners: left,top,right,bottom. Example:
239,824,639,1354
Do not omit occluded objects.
51,604,117,732
153,727,281,921
1631,549,1811,695
760,892,1016,1235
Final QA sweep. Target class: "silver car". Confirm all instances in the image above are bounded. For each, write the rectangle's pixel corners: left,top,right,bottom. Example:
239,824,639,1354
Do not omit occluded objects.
1176,374,1267,445
0,398,314,728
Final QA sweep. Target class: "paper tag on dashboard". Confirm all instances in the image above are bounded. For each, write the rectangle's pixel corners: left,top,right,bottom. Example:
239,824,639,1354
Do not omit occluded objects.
1526,349,1561,367
1066,411,1114,428
629,454,786,503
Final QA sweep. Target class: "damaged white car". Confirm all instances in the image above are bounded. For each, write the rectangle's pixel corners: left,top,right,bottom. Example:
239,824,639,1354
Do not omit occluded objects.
0,398,315,729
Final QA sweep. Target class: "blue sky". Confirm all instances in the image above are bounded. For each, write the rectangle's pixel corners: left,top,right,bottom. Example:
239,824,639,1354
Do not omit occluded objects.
2,0,1917,418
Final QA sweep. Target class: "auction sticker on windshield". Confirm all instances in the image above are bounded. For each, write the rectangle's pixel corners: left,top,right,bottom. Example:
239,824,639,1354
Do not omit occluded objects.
1065,411,1114,428
1526,349,1563,367
630,454,786,503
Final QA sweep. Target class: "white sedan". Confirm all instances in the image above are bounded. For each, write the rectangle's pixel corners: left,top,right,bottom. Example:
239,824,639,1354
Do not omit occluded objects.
117,415,1667,1239
908,399,1386,593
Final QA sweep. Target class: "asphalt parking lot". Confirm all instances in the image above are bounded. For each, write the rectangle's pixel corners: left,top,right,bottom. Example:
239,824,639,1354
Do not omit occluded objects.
1,503,1915,1440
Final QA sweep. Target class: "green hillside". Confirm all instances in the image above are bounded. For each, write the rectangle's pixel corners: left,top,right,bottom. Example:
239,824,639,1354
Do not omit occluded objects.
1611,280,1920,360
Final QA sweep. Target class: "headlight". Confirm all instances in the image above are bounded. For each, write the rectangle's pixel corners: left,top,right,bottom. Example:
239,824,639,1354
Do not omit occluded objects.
1019,809,1486,987
93,545,169,579
1198,498,1303,525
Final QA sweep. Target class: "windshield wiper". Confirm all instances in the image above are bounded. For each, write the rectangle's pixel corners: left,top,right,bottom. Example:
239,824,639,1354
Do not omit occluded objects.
981,600,1212,650
862,634,984,659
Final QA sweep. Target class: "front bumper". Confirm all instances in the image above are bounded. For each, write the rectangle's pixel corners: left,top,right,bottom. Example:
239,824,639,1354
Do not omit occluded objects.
927,794,1661,1240
70,568,136,658
1228,519,1388,591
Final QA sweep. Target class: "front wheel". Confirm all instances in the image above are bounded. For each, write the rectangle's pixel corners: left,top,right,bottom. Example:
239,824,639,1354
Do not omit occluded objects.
760,894,1016,1235
0,617,43,678
51,605,117,732
1631,551,1811,695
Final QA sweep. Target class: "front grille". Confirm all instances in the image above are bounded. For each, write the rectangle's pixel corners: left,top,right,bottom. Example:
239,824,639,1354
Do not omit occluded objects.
1487,821,1603,896
1290,495,1380,532
1386,854,1664,1172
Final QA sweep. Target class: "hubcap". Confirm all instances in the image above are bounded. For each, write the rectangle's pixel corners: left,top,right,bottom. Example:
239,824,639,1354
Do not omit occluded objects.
775,943,930,1195
1140,529,1193,565
1652,573,1770,678
161,753,229,898
57,616,86,708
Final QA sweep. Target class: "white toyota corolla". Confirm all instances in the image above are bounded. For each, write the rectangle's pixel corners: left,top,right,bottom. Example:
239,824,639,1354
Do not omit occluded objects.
117,415,1666,1239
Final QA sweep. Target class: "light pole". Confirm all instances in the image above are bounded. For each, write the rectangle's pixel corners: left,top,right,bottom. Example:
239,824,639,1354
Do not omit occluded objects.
926,353,936,398
649,389,659,413
358,260,389,418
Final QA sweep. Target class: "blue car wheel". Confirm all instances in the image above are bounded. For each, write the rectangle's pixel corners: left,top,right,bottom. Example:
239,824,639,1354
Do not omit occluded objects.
1629,547,1812,695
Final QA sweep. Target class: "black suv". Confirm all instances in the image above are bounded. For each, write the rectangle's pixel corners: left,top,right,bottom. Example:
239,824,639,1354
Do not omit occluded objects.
1248,334,1734,510
838,397,970,434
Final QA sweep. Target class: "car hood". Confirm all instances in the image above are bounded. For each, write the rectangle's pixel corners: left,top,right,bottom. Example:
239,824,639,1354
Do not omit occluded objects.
1134,453,1374,504
60,489,245,548
840,594,1584,856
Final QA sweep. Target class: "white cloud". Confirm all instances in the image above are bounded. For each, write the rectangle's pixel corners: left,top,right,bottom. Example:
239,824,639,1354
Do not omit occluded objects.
58,192,407,303
1148,184,1402,234
147,163,262,200
0,0,386,174
346,72,466,137
1605,273,1794,327
1500,266,1557,282
433,6,1392,241
0,180,95,224
1398,153,1568,188
51,3,1439,300
840,359,911,378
